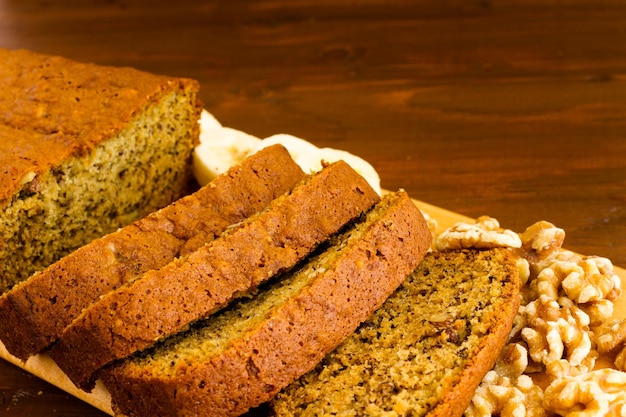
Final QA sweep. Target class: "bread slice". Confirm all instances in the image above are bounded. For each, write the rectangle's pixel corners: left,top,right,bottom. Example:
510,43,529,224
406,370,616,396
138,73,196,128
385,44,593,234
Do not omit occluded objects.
50,160,381,391
100,190,432,417
0,48,202,293
271,248,520,417
0,144,305,361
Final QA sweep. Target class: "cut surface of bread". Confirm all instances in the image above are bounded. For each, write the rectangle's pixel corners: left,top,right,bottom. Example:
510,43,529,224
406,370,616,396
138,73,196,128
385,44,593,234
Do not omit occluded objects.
0,145,305,361
271,248,521,417
50,160,381,391
0,48,202,293
100,190,432,417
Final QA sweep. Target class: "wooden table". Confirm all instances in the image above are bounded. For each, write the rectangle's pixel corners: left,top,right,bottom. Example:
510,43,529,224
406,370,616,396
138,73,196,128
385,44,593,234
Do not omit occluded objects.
1,1,626,415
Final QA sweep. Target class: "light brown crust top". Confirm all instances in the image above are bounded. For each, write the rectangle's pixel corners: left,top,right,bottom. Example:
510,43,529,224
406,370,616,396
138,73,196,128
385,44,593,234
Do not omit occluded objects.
0,48,200,207
100,191,432,417
49,160,380,391
0,144,305,361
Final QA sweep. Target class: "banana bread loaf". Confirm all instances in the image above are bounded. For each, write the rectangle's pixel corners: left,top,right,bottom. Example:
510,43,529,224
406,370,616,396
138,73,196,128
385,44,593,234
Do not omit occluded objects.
0,144,305,361
0,48,202,293
271,248,521,417
50,160,380,391
100,190,432,417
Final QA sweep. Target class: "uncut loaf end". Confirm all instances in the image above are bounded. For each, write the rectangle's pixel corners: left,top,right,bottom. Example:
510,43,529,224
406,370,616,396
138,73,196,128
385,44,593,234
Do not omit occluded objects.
0,48,202,294
0,144,305,361
50,160,381,391
271,248,521,417
100,190,432,417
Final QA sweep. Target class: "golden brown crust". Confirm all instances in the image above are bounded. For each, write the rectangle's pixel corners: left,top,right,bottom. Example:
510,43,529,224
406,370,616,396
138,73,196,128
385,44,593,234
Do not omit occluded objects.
50,160,380,391
0,145,305,361
100,191,432,417
0,48,200,207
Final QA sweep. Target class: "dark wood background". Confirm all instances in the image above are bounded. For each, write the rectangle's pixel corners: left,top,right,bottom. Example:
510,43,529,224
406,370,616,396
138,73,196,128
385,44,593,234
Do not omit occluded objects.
1,1,626,415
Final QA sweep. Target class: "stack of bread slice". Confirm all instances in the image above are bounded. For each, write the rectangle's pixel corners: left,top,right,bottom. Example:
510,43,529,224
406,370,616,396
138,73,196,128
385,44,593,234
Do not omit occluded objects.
0,144,305,361
1,143,436,416
101,188,432,417
49,155,386,391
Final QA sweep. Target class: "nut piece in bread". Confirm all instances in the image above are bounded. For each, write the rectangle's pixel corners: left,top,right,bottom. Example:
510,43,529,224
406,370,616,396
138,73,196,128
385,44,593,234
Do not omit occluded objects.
271,248,521,417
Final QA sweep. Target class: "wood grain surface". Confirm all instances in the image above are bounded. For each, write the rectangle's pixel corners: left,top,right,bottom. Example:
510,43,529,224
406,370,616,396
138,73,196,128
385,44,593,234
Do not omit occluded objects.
1,1,626,415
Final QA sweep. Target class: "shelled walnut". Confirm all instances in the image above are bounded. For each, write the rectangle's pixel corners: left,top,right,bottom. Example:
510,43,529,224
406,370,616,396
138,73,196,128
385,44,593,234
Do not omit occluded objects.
466,344,545,417
543,369,626,416
521,294,593,368
448,216,626,417
434,216,522,251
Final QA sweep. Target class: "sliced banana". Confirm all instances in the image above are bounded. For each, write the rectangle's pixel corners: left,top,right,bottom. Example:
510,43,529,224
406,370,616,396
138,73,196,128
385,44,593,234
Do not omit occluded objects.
194,110,381,195
316,147,381,195
252,134,322,174
193,112,261,185
251,134,381,194
199,109,222,130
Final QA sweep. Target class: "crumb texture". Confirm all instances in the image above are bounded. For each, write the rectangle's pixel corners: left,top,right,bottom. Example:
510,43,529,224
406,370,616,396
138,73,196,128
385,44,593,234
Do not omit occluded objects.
0,48,202,293
0,145,304,360
271,248,520,417
50,161,380,391
100,191,432,417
